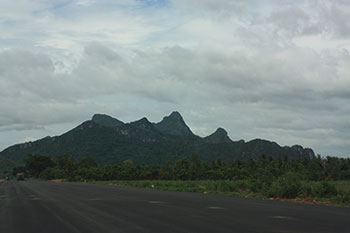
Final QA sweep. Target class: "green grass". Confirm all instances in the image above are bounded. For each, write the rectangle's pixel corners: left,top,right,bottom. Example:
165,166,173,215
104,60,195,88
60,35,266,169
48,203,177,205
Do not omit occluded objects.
89,179,350,207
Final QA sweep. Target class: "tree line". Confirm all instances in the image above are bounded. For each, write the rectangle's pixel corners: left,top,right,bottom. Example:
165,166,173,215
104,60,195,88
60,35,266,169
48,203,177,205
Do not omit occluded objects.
13,153,350,182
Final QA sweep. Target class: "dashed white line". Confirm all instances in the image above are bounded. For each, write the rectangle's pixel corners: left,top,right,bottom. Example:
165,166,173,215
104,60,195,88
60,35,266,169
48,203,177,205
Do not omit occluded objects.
148,201,164,204
208,206,225,210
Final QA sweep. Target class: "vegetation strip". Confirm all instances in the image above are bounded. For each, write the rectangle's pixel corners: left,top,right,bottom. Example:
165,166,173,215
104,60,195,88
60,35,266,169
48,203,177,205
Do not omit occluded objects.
90,179,350,207
6,154,350,206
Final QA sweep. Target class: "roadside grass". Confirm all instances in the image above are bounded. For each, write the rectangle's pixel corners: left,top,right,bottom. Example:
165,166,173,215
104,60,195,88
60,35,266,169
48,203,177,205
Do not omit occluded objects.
89,179,350,207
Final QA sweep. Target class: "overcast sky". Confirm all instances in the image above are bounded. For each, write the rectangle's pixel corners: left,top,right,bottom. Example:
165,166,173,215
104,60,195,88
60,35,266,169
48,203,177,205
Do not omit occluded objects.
0,0,350,157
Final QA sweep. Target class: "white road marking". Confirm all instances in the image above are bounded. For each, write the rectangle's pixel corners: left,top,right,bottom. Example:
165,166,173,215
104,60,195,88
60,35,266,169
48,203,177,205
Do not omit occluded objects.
271,216,294,220
208,206,225,210
148,201,164,204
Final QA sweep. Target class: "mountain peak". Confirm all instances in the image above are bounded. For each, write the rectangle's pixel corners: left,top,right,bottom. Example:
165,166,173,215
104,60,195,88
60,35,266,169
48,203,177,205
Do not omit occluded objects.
168,111,182,119
204,127,231,143
91,113,124,127
133,117,151,124
215,127,228,135
130,117,153,130
155,111,193,136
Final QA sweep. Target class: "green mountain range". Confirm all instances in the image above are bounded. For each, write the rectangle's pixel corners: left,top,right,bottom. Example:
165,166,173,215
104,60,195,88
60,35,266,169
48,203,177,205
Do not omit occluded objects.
0,111,315,166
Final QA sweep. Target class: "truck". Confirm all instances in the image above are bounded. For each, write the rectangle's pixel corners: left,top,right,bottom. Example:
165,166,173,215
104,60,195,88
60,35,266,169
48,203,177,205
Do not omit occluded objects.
16,173,25,181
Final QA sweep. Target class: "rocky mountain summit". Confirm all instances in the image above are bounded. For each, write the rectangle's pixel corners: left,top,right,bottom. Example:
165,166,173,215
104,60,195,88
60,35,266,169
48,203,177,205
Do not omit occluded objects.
154,111,194,136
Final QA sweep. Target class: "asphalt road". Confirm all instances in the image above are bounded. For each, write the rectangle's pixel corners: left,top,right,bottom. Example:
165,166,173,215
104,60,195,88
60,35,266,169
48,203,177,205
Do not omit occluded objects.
0,180,349,233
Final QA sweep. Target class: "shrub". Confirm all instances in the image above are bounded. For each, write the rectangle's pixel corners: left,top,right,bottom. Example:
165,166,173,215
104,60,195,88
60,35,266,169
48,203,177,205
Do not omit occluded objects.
39,167,65,180
246,179,260,193
313,181,337,198
300,181,313,197
336,191,350,204
269,172,301,198
217,181,234,192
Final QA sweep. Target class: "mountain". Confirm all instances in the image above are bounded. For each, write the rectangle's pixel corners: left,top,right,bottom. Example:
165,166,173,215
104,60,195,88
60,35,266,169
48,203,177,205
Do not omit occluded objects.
92,113,124,127
0,111,315,165
204,128,232,143
130,117,154,130
155,111,194,137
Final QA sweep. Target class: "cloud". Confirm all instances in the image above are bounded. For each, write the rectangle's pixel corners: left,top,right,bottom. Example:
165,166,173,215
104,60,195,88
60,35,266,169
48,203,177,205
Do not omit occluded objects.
2,42,350,155
172,0,247,15
0,0,350,157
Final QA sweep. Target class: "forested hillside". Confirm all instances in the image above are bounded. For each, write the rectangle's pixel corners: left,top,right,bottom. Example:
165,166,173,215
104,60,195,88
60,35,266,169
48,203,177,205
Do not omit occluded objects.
0,112,315,165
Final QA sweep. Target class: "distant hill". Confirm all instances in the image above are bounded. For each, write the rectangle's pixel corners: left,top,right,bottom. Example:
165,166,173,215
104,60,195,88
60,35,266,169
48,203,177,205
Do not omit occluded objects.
0,111,315,165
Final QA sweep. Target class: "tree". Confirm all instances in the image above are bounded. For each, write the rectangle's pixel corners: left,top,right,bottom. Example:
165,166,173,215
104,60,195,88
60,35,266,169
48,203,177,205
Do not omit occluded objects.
174,157,190,180
122,159,134,169
121,160,135,180
269,172,302,198
25,154,55,177
190,153,202,179
190,153,201,169
307,156,325,181
56,154,77,177
79,157,98,169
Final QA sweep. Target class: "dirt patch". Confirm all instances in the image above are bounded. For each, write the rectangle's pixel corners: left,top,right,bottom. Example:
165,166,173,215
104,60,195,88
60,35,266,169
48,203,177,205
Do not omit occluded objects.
49,179,63,183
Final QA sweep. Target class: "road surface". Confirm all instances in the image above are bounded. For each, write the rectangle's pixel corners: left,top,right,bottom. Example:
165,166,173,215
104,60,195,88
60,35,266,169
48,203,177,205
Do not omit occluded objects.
0,180,349,233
